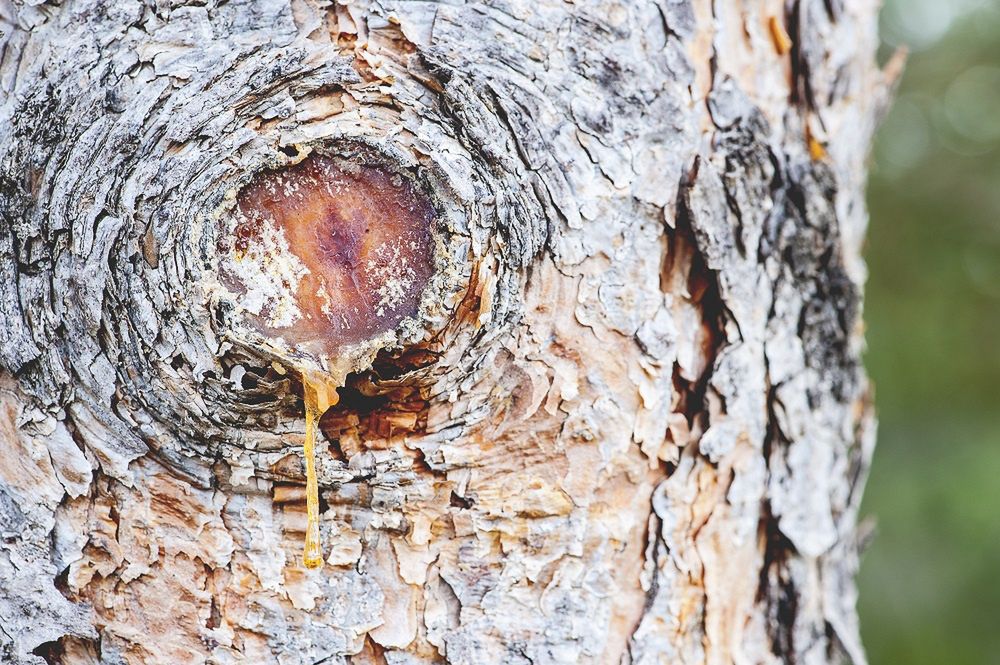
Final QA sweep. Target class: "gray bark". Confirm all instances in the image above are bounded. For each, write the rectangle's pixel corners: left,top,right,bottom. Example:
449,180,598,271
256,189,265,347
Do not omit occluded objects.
0,0,894,663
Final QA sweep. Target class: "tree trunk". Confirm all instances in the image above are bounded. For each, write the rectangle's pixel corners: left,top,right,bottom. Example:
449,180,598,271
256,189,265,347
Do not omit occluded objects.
0,1,894,663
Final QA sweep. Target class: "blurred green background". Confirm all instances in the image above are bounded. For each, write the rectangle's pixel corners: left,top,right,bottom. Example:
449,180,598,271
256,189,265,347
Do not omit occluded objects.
860,0,1000,663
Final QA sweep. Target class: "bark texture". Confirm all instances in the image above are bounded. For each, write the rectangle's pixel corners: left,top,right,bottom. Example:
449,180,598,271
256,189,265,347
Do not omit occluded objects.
0,0,893,663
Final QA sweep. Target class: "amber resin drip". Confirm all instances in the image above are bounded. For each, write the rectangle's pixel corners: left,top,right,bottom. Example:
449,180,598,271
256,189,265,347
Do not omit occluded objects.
301,374,340,569
218,151,438,567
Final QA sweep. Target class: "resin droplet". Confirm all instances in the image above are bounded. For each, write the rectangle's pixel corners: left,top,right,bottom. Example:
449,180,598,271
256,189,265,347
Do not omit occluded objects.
301,374,340,569
222,153,436,352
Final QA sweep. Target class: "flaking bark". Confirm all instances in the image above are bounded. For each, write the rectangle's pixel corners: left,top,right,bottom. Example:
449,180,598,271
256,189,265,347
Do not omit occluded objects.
0,1,892,663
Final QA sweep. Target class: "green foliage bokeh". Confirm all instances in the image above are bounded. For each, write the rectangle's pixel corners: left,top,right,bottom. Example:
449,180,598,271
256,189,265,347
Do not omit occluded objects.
860,1,1000,663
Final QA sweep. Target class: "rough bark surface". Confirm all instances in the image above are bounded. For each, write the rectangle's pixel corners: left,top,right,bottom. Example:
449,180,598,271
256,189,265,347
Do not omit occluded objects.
0,0,893,663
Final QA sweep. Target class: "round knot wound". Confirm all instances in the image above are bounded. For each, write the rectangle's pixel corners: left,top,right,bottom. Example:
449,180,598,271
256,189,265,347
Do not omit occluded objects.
222,153,436,353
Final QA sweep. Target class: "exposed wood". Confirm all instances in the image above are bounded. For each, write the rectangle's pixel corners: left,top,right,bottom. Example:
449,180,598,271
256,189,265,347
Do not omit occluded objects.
0,0,891,663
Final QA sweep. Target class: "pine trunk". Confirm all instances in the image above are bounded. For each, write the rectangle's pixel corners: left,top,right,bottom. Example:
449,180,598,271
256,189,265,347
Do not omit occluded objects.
0,1,893,663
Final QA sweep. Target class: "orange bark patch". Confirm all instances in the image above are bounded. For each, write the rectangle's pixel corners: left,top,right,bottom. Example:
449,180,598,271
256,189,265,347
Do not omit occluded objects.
768,16,793,56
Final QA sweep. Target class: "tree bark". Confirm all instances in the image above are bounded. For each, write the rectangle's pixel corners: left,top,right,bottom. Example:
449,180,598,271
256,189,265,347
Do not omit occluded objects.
0,0,894,663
